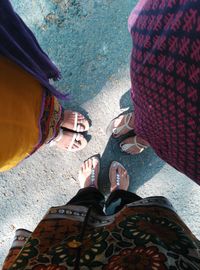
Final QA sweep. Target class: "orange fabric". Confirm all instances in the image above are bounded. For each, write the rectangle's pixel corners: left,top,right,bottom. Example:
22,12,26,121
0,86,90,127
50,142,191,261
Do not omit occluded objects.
0,57,43,172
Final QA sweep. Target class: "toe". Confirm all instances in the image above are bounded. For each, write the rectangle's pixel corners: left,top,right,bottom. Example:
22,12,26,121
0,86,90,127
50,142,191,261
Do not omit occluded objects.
92,157,99,168
72,142,80,149
82,119,89,131
86,159,90,169
78,112,84,119
77,124,85,132
77,113,89,131
88,158,93,169
82,162,86,171
117,165,123,175
123,171,128,181
92,157,99,176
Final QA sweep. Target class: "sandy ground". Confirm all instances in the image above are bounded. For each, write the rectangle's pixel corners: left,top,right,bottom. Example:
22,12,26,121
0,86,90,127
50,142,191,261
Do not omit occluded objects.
0,0,200,265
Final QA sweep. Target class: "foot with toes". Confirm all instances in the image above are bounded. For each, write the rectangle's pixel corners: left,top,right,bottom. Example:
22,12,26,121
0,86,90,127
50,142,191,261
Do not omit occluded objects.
107,112,149,155
51,110,90,152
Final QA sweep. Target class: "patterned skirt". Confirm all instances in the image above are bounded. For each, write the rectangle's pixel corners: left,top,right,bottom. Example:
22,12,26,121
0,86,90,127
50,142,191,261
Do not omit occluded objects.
128,0,200,184
2,194,200,269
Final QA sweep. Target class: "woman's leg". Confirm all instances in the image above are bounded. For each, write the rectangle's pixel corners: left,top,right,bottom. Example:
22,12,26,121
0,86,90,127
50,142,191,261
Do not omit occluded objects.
68,156,105,215
67,187,105,215
105,161,142,214
106,190,142,215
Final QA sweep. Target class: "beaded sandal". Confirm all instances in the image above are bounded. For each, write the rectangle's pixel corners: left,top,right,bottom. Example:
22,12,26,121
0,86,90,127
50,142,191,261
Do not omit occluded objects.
109,161,129,191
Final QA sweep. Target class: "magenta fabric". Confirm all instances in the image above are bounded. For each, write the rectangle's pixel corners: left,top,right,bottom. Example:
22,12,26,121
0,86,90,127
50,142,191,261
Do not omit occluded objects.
128,0,200,184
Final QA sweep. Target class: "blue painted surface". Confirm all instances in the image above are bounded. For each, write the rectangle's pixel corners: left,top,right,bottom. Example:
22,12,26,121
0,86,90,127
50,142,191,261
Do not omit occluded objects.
12,0,134,105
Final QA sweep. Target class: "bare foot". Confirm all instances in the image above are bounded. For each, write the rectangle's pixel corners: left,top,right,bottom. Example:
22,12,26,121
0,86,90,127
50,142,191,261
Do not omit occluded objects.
78,156,100,188
109,161,129,192
56,130,87,152
107,112,135,138
61,110,89,132
120,136,149,155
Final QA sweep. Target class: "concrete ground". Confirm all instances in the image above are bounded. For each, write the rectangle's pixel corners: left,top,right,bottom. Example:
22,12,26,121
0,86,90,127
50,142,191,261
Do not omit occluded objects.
0,0,200,265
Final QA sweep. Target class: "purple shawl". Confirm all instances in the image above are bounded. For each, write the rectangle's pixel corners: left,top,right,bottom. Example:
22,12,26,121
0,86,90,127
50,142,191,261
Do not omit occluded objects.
0,0,67,99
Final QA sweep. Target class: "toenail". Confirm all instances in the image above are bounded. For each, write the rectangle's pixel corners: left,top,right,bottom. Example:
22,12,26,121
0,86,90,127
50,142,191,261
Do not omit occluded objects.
112,162,118,167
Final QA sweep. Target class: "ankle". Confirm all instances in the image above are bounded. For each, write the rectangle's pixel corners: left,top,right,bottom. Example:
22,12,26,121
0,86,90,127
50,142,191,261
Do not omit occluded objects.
129,113,135,129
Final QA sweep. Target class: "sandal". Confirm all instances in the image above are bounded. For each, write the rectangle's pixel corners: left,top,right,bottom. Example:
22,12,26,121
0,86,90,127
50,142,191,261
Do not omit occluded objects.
106,112,134,137
50,130,87,152
109,161,129,191
78,156,100,188
120,136,148,154
61,111,89,132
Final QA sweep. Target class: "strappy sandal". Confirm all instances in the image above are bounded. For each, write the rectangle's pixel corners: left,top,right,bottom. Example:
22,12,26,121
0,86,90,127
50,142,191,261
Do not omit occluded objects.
50,130,87,152
120,135,148,154
79,156,100,188
106,112,134,137
61,111,89,132
109,161,129,191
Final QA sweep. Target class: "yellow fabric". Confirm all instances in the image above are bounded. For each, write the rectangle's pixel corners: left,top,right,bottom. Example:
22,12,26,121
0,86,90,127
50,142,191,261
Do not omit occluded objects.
0,57,43,172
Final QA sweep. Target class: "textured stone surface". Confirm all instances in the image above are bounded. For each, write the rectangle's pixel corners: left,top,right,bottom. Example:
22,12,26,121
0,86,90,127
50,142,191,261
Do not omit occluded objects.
0,0,200,265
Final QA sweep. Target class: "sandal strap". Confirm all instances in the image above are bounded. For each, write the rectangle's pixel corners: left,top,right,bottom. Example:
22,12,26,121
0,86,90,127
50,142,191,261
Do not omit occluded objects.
73,112,78,131
77,124,81,133
90,165,96,186
68,133,80,151
112,113,133,135
76,120,84,133
90,157,99,187
120,136,148,153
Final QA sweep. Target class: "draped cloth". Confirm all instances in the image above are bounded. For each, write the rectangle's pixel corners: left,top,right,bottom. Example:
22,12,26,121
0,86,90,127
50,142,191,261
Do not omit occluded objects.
0,57,63,172
129,0,200,184
0,0,66,99
0,57,43,171
2,190,200,269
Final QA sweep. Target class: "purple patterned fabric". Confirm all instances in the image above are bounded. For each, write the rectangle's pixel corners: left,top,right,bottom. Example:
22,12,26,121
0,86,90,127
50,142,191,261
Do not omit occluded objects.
0,0,67,99
128,0,200,184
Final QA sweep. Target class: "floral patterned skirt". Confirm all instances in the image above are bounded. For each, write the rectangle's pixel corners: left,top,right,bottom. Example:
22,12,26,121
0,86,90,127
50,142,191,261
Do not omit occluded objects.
2,190,200,270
